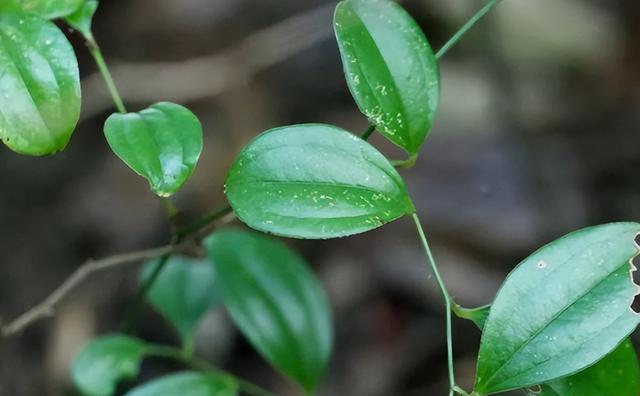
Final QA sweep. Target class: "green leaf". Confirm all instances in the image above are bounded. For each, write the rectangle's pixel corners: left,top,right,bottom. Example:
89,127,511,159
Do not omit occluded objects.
334,0,439,157
65,0,98,40
0,12,81,155
458,306,640,396
205,230,333,392
125,372,238,396
0,0,84,19
104,102,203,197
225,124,415,239
141,255,220,343
72,335,147,396
475,222,640,395
525,339,640,396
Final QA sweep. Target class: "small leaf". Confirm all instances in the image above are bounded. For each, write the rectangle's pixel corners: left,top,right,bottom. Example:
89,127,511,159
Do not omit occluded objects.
205,230,333,392
475,223,640,395
72,335,147,396
141,255,220,342
65,0,98,39
225,124,415,239
526,339,640,396
0,12,81,155
104,102,203,197
125,372,238,396
0,0,84,19
334,0,439,156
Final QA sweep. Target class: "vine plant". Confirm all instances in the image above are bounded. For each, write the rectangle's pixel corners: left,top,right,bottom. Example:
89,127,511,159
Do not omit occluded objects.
1,0,639,395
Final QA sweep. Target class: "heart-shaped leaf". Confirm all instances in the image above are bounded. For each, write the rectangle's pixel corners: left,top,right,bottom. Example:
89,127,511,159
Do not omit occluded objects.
65,0,98,40
459,305,640,396
0,0,84,19
72,335,147,396
141,255,220,343
205,230,333,392
104,102,203,197
225,124,415,239
475,222,640,395
0,12,81,155
334,0,439,157
125,372,238,396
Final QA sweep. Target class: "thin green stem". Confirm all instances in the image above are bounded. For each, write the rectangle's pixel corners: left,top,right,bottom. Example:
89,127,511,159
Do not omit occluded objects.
161,197,180,235
453,385,472,396
361,124,376,140
87,40,127,113
411,213,456,392
177,204,233,239
435,0,503,60
452,302,491,322
121,253,171,333
147,344,279,396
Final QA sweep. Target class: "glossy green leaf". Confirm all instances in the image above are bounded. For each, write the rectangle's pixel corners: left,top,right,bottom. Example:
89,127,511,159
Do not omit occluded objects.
459,305,640,396
525,339,640,396
125,372,238,396
0,12,81,155
104,102,203,197
141,255,220,342
334,0,439,157
65,0,98,39
0,0,83,19
475,222,640,395
225,124,415,239
205,230,333,392
72,335,147,396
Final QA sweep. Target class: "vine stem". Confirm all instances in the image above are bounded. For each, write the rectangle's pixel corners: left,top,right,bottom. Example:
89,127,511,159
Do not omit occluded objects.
146,344,279,396
411,213,457,394
435,0,504,60
121,204,232,333
177,205,234,239
360,124,376,140
87,39,127,114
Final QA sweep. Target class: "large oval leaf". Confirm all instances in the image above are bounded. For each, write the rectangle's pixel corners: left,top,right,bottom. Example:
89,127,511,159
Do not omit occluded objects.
334,0,439,157
527,339,640,396
125,372,238,396
141,255,220,343
0,0,83,19
459,305,640,396
475,223,640,395
72,335,147,396
104,102,203,197
205,230,333,392
0,12,81,155
225,124,415,239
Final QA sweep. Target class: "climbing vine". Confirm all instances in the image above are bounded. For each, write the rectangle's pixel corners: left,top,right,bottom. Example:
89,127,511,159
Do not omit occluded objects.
1,1,638,395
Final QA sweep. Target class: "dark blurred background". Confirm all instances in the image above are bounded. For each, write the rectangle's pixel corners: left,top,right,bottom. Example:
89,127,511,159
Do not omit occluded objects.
2,0,640,395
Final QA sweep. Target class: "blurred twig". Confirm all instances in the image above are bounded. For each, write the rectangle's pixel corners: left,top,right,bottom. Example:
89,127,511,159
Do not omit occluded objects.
81,3,334,120
1,245,176,337
1,208,236,337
